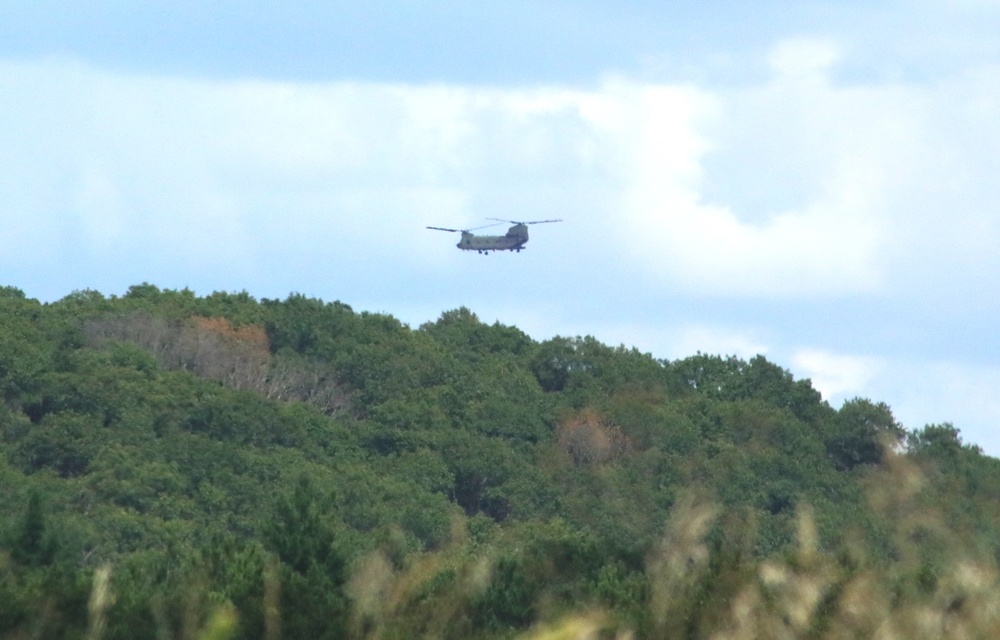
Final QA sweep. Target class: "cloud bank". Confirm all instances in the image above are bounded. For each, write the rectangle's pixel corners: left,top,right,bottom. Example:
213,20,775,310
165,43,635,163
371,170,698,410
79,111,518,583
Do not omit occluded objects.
4,47,1000,301
3,38,1000,453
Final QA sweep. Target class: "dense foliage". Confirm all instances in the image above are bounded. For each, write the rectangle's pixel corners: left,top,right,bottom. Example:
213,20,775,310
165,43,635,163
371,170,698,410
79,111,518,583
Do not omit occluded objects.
2,284,1000,639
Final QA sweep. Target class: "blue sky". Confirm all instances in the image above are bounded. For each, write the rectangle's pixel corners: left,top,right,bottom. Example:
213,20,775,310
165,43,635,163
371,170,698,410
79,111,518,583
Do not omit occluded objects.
0,2,821,81
3,1,1000,454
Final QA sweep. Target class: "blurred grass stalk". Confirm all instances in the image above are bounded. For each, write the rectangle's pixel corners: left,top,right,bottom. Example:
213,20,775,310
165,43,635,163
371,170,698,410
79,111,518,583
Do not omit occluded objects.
78,451,1000,639
86,564,113,640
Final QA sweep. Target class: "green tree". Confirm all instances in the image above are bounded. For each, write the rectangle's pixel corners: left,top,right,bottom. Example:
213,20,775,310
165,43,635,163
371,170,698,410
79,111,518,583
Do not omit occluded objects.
10,491,57,567
827,398,904,470
265,475,348,640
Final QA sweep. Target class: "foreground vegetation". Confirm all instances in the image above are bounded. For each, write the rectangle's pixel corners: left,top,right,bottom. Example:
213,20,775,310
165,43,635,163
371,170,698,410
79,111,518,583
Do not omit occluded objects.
2,284,999,639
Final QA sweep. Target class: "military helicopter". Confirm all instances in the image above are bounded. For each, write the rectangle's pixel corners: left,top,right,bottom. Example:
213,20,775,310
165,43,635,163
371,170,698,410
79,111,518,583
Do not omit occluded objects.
427,218,562,254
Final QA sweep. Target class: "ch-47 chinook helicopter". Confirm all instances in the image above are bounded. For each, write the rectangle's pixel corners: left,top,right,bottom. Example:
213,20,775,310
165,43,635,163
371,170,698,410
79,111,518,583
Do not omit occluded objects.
427,218,562,254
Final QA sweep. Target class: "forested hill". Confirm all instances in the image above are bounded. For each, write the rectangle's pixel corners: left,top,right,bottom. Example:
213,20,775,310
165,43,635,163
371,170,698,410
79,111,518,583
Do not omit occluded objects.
3,283,1000,640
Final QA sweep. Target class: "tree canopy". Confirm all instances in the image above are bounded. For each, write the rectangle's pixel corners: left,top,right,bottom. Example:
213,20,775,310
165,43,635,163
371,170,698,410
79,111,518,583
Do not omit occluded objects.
2,284,999,639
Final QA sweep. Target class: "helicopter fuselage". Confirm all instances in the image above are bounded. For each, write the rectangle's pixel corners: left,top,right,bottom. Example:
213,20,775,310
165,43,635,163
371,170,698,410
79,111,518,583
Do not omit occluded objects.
428,218,560,253
457,224,529,253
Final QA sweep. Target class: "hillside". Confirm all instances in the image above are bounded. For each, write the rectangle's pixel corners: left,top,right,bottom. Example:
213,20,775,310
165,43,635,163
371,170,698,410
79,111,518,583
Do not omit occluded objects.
2,284,1000,639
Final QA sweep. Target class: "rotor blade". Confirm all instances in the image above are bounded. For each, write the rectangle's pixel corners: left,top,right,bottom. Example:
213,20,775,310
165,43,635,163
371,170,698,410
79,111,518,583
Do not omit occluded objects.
487,218,562,225
467,222,506,232
427,226,461,233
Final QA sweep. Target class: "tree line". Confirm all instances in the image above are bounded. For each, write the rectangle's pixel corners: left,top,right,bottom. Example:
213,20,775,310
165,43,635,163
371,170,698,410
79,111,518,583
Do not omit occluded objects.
2,283,1000,639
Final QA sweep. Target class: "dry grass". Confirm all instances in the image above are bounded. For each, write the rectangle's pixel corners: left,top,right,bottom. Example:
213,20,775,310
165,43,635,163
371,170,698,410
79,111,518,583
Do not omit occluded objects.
525,453,1000,640
73,452,1000,640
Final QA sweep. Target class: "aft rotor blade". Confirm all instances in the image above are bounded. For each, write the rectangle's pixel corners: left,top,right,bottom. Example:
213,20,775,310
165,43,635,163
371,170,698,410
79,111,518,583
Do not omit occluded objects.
487,218,563,225
427,226,461,233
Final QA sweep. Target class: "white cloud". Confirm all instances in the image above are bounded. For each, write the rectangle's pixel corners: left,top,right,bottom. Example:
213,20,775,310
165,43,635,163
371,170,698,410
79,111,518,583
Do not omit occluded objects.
615,37,938,298
0,60,684,291
767,38,841,78
7,51,1000,302
791,348,883,402
614,39,1000,306
864,359,1000,457
669,325,770,361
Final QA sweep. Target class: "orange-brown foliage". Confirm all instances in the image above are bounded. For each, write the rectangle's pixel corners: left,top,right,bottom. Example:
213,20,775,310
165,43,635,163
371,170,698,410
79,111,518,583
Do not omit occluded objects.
556,408,633,465
191,316,270,355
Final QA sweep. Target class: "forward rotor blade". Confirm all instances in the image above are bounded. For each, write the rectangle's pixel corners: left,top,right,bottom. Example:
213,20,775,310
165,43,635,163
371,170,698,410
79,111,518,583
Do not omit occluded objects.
467,222,505,232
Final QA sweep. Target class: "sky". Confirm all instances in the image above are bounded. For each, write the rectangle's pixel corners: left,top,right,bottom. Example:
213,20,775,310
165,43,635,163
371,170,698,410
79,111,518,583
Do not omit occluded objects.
3,1,1000,454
